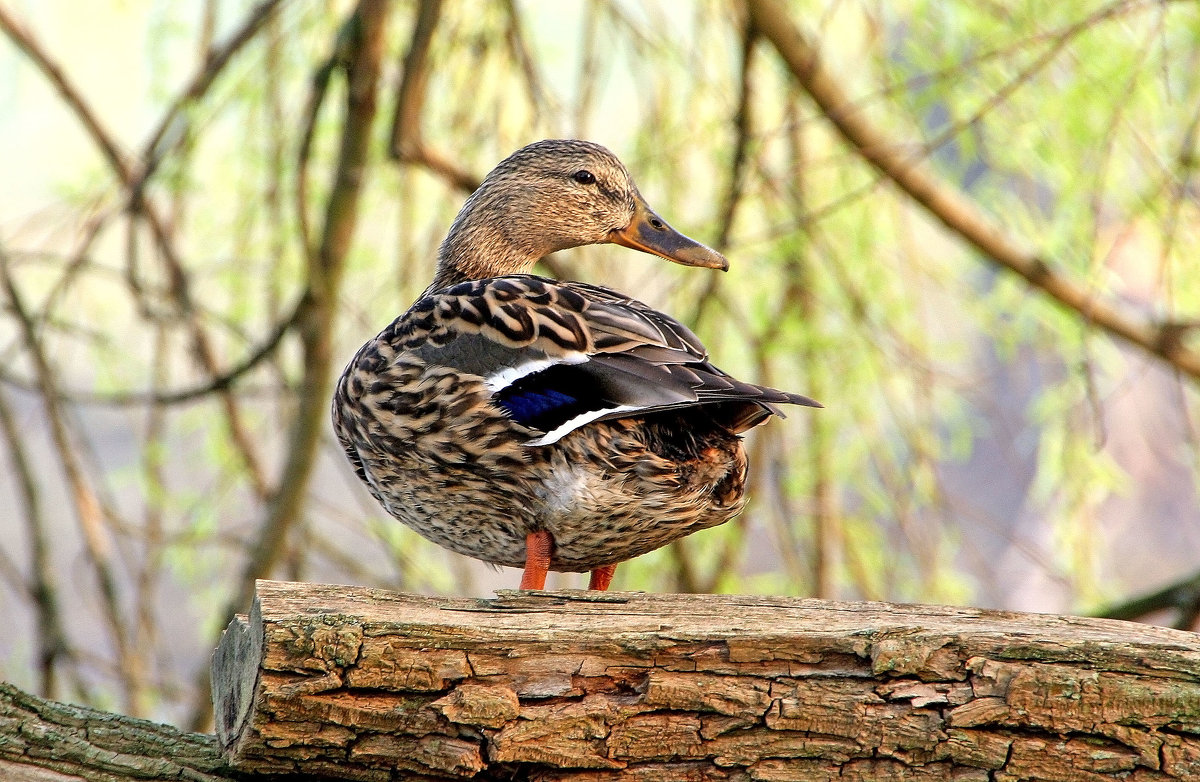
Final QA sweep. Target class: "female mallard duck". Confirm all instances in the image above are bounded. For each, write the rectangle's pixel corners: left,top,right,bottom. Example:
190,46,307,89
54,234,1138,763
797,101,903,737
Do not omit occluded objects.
333,139,818,591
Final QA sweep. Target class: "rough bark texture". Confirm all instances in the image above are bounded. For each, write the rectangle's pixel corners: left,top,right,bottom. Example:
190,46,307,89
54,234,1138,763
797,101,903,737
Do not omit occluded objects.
213,580,1200,780
0,682,235,782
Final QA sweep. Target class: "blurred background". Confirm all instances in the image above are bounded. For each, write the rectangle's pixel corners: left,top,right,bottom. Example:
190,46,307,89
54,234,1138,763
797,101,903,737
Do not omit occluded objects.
0,0,1198,729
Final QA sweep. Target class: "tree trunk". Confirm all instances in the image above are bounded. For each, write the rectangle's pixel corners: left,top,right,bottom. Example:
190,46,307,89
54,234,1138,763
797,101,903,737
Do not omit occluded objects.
212,580,1200,780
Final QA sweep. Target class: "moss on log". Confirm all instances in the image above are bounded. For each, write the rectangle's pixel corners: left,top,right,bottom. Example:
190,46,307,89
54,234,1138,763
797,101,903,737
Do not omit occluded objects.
0,682,234,782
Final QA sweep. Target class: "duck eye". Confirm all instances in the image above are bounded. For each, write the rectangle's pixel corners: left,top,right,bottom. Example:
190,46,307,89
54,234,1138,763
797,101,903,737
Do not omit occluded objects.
572,170,596,185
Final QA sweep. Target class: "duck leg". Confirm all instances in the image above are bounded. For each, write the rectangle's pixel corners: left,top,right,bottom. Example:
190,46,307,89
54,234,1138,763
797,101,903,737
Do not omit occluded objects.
519,530,553,590
588,564,617,591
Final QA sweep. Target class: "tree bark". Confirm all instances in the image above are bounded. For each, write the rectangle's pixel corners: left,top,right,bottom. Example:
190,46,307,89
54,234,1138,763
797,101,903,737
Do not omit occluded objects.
212,580,1200,780
0,682,234,782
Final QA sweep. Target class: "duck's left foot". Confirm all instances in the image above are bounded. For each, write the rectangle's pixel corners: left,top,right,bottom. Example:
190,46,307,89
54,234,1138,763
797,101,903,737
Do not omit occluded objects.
519,530,553,590
588,564,617,591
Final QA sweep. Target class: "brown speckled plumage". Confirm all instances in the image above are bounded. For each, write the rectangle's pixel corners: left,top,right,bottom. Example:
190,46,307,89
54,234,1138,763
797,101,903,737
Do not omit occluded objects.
333,140,818,582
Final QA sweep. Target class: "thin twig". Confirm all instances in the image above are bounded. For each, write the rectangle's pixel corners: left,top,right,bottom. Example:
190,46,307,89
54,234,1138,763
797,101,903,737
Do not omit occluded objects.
0,294,301,407
0,5,130,178
748,0,1200,382
1095,569,1200,630
189,0,391,731
1,2,276,496
0,383,70,698
388,0,481,192
689,17,758,330
780,93,836,598
571,0,601,137
500,0,554,121
0,244,138,713
671,17,763,592
130,0,284,200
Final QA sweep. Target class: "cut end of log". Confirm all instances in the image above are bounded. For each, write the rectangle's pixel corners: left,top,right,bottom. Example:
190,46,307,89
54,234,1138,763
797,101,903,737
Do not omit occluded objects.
211,596,263,754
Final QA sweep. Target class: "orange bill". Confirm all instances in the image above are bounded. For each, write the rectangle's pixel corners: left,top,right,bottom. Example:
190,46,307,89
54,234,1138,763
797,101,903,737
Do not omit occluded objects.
610,192,729,271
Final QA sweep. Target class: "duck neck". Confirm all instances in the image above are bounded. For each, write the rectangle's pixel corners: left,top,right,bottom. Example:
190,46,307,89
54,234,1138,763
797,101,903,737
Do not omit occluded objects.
426,259,474,293
426,199,547,294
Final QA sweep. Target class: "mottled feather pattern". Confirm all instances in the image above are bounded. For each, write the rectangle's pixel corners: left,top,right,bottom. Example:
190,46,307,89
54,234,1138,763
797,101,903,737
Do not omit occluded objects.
333,275,774,570
398,276,674,355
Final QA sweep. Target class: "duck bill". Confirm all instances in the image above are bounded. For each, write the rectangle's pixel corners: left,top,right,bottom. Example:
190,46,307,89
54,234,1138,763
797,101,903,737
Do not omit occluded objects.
610,195,729,271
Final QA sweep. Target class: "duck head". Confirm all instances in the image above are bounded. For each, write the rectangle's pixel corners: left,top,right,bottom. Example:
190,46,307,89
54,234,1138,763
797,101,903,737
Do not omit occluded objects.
432,139,728,289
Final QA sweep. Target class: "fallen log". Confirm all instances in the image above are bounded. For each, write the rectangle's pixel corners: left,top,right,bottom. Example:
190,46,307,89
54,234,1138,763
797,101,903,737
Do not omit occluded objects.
0,681,233,782
213,580,1200,780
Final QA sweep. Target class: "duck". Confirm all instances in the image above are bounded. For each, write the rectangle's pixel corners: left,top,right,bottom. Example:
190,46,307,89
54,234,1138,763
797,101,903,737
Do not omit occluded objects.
332,139,819,591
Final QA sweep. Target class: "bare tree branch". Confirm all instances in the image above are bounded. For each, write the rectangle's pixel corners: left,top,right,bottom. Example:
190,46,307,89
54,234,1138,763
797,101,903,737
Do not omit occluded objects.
0,3,275,496
384,1,575,284
0,383,69,699
0,682,234,782
0,5,130,178
130,0,284,200
388,0,481,192
747,0,1200,382
1096,569,1200,631
189,0,391,731
0,244,140,714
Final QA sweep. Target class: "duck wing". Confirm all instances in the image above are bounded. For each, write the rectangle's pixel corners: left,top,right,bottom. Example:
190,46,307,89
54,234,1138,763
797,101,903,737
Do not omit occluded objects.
395,275,820,445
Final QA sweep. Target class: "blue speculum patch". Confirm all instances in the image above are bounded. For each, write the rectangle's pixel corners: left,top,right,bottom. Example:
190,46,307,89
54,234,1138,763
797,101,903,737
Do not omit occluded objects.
494,365,602,431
